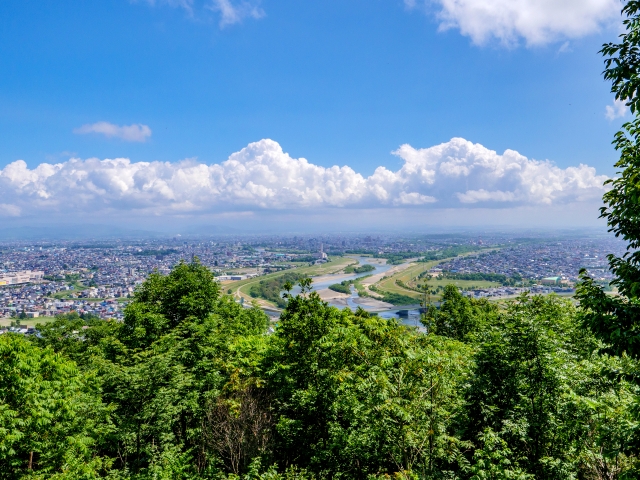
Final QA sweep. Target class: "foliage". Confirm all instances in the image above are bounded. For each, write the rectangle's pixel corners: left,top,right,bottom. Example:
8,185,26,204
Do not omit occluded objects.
29,259,270,479
423,285,498,341
264,289,472,478
327,283,351,294
33,312,119,365
344,264,376,274
369,285,417,305
461,294,639,479
329,275,373,295
97,260,269,476
0,334,112,479
577,0,640,358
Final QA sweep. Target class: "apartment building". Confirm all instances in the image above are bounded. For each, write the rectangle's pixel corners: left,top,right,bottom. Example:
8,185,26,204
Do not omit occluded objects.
0,270,45,286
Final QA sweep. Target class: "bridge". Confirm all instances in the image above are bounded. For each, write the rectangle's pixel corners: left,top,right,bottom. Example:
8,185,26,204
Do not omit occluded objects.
369,303,441,315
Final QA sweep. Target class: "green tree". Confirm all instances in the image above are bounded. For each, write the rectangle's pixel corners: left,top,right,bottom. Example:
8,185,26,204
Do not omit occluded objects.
118,259,221,349
577,0,640,357
32,312,119,366
423,285,497,342
462,295,638,479
265,280,472,478
96,259,269,477
0,334,112,479
32,259,270,478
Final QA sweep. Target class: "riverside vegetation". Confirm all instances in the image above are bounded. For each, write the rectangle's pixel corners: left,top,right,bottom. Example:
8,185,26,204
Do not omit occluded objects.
7,2,640,479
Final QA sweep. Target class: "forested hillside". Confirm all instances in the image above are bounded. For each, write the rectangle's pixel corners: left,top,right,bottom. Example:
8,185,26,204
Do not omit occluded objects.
0,258,638,479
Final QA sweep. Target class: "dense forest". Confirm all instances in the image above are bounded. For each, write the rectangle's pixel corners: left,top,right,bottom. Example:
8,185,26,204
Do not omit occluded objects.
2,259,640,479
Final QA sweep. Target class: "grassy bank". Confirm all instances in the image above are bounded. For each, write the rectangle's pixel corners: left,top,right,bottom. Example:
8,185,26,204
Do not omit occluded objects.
226,257,358,308
371,251,501,302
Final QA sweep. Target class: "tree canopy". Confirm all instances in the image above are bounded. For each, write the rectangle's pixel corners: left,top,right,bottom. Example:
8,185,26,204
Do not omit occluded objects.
0,255,634,478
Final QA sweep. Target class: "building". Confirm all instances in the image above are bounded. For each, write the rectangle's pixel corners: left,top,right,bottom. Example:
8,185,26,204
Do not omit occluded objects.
541,276,561,286
316,243,328,261
0,270,45,286
216,275,246,281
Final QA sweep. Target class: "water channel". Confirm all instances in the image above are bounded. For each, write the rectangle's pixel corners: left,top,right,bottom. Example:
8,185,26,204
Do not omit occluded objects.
281,256,424,327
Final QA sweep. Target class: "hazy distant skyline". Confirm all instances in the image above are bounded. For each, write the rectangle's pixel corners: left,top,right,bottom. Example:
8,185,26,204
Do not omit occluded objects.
0,0,625,230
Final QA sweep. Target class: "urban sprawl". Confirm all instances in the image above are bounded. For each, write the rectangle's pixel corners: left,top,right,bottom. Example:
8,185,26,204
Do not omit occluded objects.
0,233,625,330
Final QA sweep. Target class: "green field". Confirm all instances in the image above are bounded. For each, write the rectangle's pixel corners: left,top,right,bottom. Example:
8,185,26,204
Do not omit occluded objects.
51,291,77,299
371,252,501,302
373,261,441,300
426,277,501,291
0,316,56,327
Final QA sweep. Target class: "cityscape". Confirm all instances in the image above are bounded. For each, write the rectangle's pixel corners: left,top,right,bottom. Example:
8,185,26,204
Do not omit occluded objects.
0,231,625,329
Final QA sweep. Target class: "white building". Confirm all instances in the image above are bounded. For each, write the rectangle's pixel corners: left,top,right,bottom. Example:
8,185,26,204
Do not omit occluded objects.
0,270,45,286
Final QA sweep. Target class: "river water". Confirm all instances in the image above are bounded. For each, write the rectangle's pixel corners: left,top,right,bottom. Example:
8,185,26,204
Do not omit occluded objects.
285,256,423,327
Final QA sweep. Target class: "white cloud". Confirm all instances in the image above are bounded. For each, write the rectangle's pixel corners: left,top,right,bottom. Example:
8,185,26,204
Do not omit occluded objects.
135,0,263,27
0,138,607,219
73,122,152,143
395,192,438,205
406,0,620,46
457,189,515,203
207,0,264,27
558,41,572,54
605,98,628,120
134,0,194,15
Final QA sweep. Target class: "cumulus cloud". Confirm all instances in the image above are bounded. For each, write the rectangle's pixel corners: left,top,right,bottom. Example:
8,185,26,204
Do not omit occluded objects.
405,0,620,46
207,0,264,27
0,138,607,218
605,98,628,120
73,122,152,143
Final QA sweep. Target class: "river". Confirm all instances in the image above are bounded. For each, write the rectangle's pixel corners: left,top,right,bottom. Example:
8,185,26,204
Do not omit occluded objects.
285,256,424,327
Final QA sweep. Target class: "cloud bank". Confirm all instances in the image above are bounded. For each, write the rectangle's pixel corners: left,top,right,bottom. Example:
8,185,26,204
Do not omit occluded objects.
406,0,620,46
0,138,606,222
73,122,152,143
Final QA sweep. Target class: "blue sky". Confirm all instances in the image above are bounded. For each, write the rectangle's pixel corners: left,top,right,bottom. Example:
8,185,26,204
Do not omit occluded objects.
0,0,627,231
